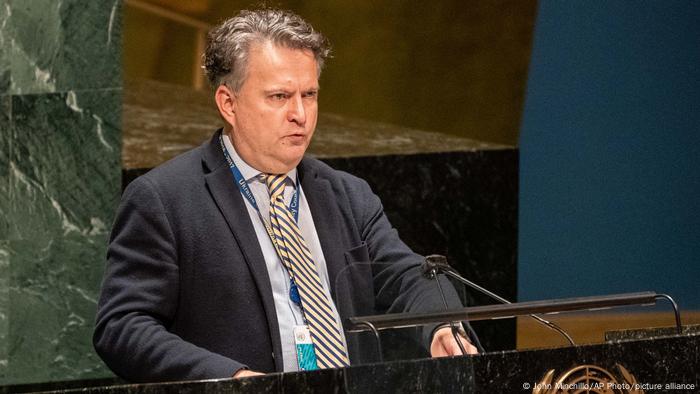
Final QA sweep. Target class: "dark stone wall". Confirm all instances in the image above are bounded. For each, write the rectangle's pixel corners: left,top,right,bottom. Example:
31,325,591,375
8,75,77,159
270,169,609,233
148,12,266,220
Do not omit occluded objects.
324,150,519,352
123,147,519,352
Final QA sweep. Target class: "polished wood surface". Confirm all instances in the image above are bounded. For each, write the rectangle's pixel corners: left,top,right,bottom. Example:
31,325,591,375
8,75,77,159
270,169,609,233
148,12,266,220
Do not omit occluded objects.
517,311,700,349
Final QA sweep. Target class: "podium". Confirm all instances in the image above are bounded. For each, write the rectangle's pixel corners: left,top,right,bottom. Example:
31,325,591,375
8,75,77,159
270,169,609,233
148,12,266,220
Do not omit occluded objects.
2,332,697,393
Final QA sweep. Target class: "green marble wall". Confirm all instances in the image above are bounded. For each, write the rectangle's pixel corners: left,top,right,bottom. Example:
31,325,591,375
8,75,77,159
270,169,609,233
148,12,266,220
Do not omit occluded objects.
0,0,121,384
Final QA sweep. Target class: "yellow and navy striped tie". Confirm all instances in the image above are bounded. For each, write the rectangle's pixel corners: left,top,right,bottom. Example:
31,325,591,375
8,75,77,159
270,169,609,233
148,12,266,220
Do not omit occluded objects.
265,174,350,369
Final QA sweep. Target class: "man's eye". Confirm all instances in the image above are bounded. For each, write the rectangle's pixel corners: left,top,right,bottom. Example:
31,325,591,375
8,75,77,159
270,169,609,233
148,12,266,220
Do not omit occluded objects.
303,91,318,99
271,93,287,101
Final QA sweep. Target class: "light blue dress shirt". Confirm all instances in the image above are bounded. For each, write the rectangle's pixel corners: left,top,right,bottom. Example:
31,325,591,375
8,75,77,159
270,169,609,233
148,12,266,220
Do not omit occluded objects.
222,134,348,371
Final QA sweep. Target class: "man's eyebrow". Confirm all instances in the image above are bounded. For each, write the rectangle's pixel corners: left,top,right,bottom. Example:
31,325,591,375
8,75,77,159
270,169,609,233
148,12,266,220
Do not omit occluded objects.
263,87,292,94
263,86,320,94
301,86,320,93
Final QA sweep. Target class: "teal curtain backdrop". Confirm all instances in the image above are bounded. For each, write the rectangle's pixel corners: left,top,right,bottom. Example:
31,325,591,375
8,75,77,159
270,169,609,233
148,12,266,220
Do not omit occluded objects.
518,2,700,308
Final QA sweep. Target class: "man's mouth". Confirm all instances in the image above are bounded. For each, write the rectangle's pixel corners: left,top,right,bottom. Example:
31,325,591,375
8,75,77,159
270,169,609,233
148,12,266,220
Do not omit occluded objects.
284,133,307,144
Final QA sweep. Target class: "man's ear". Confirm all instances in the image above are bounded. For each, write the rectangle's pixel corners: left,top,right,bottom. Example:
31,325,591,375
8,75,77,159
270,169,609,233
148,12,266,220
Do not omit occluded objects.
215,84,237,127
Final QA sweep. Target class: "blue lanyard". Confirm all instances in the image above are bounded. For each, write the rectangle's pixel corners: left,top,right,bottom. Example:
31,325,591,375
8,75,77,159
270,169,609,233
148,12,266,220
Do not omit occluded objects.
219,134,300,222
219,134,304,308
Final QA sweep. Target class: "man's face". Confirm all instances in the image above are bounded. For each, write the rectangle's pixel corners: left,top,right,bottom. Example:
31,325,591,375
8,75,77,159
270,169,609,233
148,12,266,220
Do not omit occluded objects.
226,41,319,174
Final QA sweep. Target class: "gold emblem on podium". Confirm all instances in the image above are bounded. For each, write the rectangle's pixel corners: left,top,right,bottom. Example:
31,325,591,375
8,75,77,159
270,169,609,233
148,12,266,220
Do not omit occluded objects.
533,364,644,394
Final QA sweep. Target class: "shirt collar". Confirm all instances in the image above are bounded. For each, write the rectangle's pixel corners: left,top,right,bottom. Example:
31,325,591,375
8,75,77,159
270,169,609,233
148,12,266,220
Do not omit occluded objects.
222,133,297,185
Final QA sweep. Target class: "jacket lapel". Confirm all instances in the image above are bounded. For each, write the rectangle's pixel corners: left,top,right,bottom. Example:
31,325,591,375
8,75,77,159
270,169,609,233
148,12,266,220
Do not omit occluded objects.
298,159,347,302
201,130,283,371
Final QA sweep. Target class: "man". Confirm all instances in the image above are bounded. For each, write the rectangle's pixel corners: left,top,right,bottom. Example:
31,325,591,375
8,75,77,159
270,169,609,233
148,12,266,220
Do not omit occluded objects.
94,8,476,382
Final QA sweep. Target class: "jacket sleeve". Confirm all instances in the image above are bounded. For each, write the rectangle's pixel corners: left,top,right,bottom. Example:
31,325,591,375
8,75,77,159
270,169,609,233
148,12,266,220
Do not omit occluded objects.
348,178,469,348
93,176,246,382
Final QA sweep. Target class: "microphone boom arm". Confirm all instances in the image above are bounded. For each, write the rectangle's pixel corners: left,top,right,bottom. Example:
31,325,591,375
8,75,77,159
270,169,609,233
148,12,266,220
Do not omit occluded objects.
441,270,576,346
423,255,576,346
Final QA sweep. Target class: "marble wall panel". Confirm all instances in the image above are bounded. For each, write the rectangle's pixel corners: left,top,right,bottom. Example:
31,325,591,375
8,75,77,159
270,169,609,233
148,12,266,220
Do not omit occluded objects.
0,3,10,93
0,0,122,383
7,236,109,382
0,240,7,380
0,94,10,381
3,90,120,383
7,91,120,240
0,95,10,237
0,0,121,95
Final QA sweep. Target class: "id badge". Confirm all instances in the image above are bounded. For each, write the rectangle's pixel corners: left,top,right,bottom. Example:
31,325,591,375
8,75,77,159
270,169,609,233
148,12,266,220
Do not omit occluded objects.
294,325,318,371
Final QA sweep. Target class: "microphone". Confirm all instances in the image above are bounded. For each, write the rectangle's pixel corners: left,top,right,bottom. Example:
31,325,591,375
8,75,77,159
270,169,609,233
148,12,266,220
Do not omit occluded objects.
422,255,576,347
422,257,484,355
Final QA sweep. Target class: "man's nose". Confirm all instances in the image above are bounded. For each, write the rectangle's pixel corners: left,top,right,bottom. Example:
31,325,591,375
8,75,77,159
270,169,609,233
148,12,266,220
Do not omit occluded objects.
286,94,306,126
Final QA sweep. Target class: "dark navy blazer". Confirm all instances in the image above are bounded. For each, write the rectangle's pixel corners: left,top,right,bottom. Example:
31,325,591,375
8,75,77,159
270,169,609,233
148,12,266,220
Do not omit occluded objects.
94,130,465,382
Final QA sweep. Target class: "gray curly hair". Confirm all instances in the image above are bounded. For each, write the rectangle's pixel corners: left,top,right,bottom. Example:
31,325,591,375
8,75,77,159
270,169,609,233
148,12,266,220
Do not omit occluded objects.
204,9,331,91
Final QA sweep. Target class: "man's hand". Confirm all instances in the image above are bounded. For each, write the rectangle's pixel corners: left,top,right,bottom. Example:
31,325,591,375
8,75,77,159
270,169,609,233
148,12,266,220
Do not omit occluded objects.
430,326,478,357
233,369,264,379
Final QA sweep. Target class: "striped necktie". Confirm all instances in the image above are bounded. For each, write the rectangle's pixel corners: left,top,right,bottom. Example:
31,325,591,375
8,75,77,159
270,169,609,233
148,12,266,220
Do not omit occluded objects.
265,174,350,369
